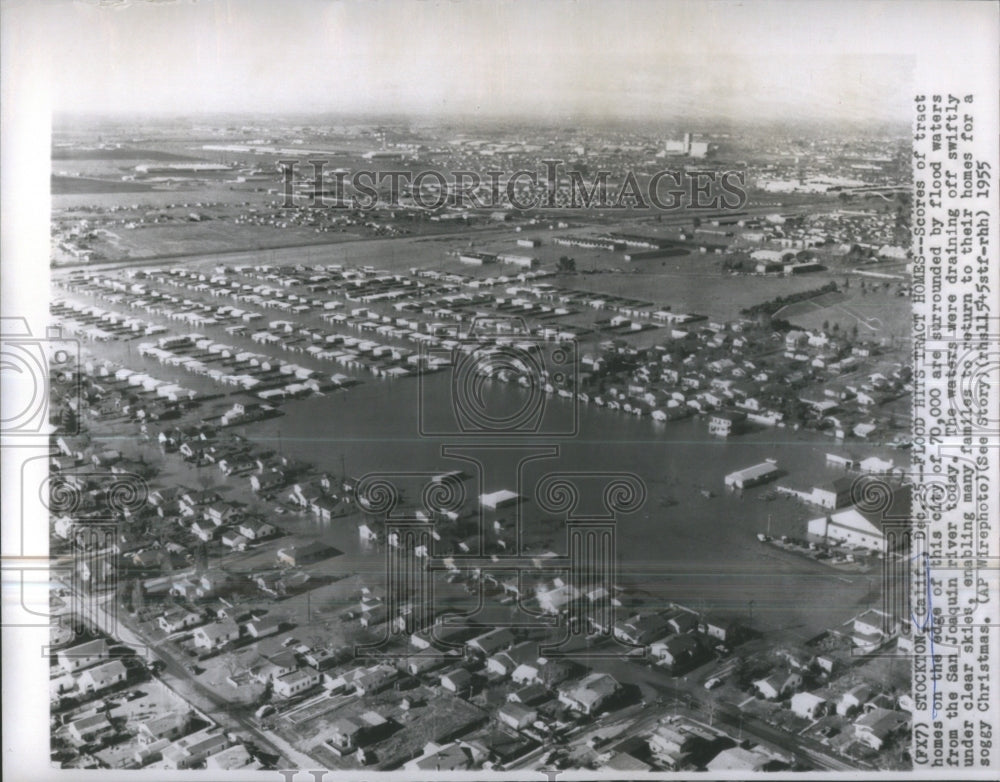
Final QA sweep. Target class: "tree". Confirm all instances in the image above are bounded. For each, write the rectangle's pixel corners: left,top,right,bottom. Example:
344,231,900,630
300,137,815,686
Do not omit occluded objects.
557,256,576,272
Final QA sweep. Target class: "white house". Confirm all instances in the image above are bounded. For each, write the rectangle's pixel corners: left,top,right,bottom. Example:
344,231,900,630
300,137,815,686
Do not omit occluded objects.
57,638,109,673
273,666,321,699
790,691,828,719
78,659,128,693
192,619,240,650
557,672,619,715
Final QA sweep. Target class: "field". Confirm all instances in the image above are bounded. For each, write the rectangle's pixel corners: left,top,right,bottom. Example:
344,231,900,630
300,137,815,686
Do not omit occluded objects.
558,266,846,323
776,285,911,344
52,176,154,194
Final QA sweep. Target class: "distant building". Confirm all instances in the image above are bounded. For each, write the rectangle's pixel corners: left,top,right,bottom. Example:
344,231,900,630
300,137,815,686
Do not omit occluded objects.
724,460,780,490
277,539,337,566
458,251,498,266
809,476,857,509
708,409,747,437
479,489,521,510
807,485,911,550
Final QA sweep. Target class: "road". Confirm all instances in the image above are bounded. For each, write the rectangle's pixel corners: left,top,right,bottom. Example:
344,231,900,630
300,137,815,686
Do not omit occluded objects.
54,575,317,767
599,656,873,771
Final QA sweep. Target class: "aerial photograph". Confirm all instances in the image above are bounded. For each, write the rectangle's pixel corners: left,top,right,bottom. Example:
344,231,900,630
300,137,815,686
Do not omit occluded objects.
29,0,925,774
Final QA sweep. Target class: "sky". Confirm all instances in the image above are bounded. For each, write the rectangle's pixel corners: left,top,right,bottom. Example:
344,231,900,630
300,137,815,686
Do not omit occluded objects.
1,0,989,124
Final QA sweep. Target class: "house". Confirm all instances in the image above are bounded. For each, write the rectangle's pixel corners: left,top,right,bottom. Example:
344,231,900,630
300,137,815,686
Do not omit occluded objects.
303,645,346,671
853,608,890,638
273,666,321,698
57,638,109,673
440,668,473,694
651,633,701,672
405,741,476,771
665,610,699,636
244,613,284,638
192,619,240,650
708,410,747,437
238,518,275,540
486,641,539,678
838,683,875,716
605,752,653,772
327,718,364,755
497,702,537,731
160,728,230,770
158,608,202,634
253,649,299,682
68,712,113,744
138,711,191,744
537,583,581,615
648,722,701,769
854,708,910,750
510,662,541,685
754,671,802,700
614,613,673,646
700,618,744,644
204,500,238,526
221,531,249,551
508,683,550,707
790,691,828,719
191,519,218,542
276,539,337,566
204,744,261,770
536,658,577,688
557,672,619,715
706,746,780,772
77,659,128,693
466,628,515,657
352,664,399,695
807,484,911,550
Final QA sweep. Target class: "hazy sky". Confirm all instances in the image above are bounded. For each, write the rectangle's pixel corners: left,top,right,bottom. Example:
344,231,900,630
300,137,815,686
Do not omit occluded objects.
5,0,975,123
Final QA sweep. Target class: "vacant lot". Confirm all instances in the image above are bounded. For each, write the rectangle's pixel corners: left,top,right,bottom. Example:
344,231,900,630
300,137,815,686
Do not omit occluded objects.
777,287,911,344
557,266,846,322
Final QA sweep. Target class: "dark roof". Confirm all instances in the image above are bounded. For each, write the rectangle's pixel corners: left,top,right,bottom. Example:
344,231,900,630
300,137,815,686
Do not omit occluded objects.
855,484,912,532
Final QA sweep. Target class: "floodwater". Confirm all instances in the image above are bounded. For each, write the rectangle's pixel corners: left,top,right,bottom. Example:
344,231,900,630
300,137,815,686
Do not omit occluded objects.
244,371,904,639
